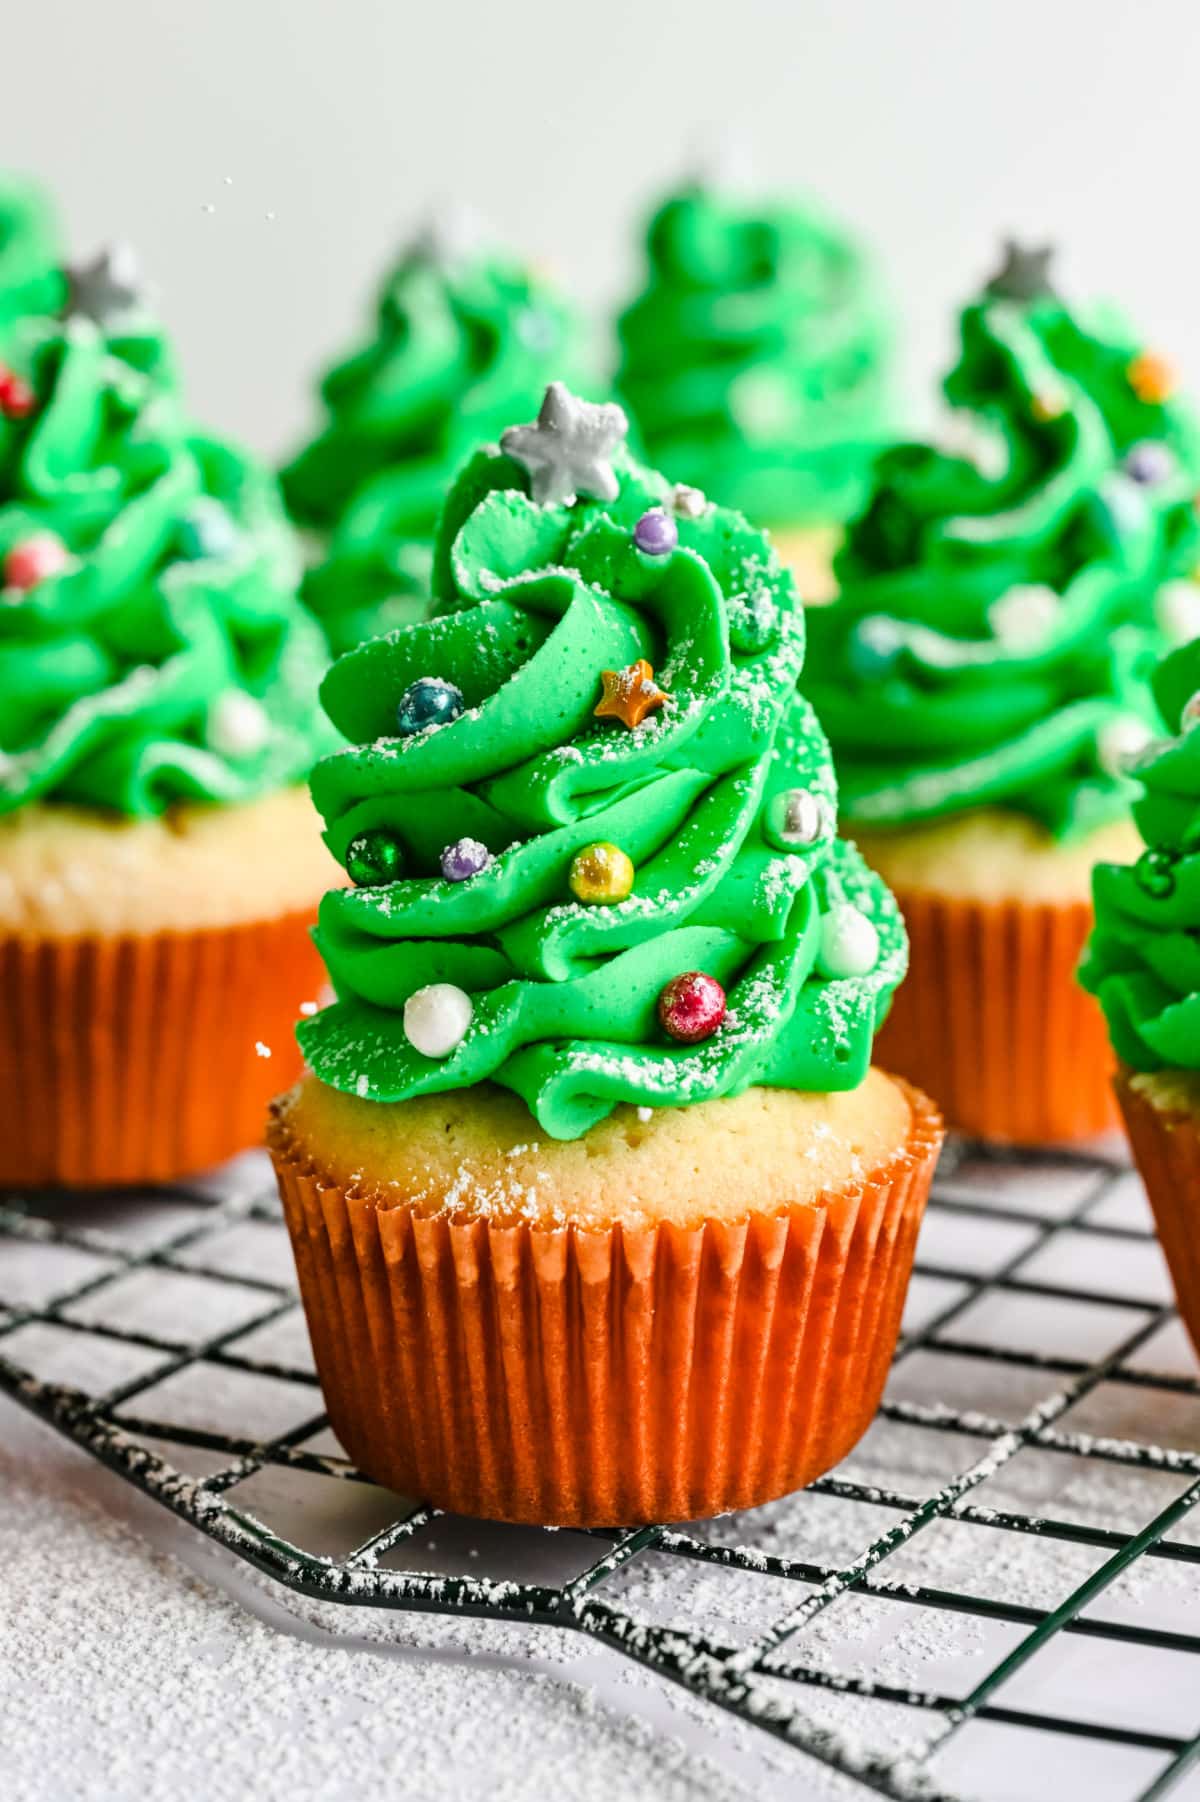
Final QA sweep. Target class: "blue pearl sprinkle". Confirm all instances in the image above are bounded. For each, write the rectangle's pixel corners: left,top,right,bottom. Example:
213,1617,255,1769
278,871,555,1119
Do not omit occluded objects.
396,677,465,737
176,500,239,562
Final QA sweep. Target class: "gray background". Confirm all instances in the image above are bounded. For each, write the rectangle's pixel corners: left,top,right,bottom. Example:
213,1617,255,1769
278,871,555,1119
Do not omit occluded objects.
11,0,1200,459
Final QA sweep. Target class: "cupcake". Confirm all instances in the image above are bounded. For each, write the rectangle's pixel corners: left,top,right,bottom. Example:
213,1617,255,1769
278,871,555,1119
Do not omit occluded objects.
0,172,63,343
1081,636,1200,1351
804,243,1200,1144
0,264,340,1187
615,171,891,599
268,382,943,1526
280,214,581,654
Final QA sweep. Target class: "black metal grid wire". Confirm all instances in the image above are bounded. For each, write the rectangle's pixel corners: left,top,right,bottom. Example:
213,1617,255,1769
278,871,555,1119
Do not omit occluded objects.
2,1139,1199,1802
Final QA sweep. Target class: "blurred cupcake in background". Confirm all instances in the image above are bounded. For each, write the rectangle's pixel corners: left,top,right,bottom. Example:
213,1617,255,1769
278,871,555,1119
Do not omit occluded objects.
281,211,582,654
0,251,339,1187
0,172,63,344
1081,635,1200,1352
804,243,1200,1144
615,163,892,598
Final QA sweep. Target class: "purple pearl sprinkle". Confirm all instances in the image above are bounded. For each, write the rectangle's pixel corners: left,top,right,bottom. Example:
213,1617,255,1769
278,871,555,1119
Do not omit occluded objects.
440,836,492,882
1124,440,1174,486
633,508,678,557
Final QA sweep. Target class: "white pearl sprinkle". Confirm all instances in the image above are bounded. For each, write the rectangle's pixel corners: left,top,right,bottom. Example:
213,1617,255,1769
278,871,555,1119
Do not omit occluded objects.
670,483,707,519
404,983,474,1059
1096,716,1154,778
817,903,879,979
1155,580,1200,648
636,1106,654,1123
207,690,270,758
988,584,1059,652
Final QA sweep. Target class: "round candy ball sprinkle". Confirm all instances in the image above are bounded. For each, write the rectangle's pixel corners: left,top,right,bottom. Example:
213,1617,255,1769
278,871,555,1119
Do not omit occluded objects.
988,583,1059,652
404,982,473,1059
657,971,726,1044
1135,847,1178,900
1181,691,1200,734
396,676,464,737
817,903,879,979
849,615,902,678
346,828,405,887
440,836,492,882
1097,716,1153,777
3,532,70,592
569,841,635,904
177,499,239,561
670,483,706,519
1155,580,1200,648
771,788,829,849
1124,440,1175,486
633,508,678,557
0,366,35,420
207,689,270,758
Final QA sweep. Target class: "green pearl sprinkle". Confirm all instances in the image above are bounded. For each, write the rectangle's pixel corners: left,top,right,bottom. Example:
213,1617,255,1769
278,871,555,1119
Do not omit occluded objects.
1133,846,1178,900
346,828,404,887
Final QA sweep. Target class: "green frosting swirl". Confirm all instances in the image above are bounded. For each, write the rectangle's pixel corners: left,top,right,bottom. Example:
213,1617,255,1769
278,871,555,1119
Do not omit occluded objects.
299,409,908,1140
0,173,64,339
616,183,891,527
0,315,335,817
805,274,1200,841
281,242,580,654
1081,638,1200,1070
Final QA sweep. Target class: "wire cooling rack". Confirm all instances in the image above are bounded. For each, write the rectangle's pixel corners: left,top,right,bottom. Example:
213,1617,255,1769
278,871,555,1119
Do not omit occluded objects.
1,1136,1199,1802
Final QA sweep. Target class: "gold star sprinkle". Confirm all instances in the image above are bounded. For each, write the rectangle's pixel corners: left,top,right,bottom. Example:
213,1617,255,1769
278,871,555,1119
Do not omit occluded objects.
1128,352,1176,405
594,658,667,730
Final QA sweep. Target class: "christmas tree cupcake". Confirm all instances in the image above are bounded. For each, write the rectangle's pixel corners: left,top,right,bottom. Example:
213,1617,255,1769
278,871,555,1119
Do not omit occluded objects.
615,170,891,598
0,263,339,1187
281,215,580,654
268,382,943,1527
1081,637,1200,1351
804,243,1200,1144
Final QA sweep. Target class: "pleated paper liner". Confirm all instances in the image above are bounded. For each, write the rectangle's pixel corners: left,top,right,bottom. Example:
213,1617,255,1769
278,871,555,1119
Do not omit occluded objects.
872,886,1118,1146
268,1078,943,1527
0,909,325,1188
1116,1067,1200,1361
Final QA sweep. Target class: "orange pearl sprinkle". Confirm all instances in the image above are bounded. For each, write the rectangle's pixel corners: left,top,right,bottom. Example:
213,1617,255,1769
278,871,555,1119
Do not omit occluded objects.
1128,351,1177,405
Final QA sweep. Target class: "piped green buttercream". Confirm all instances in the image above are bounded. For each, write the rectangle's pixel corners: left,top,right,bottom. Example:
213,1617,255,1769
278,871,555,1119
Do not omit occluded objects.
300,403,908,1139
616,182,891,527
1082,638,1200,1071
805,262,1200,841
0,173,64,340
281,239,581,654
0,315,336,817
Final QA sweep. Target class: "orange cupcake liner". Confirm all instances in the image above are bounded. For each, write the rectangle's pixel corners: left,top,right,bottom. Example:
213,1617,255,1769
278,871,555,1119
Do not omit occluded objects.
0,910,325,1188
872,886,1118,1146
268,1080,943,1527
1115,1068,1200,1360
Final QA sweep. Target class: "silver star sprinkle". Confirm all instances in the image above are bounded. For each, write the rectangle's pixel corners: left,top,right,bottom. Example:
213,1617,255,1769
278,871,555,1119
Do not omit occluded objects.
65,243,154,327
407,203,486,272
500,382,628,507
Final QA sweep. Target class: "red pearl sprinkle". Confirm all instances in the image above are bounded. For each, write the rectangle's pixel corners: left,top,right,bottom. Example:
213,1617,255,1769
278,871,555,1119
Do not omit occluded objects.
657,971,727,1045
0,366,35,420
4,533,71,592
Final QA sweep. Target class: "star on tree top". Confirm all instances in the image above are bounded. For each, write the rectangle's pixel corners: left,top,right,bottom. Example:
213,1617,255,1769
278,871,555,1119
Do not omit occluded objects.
406,203,487,272
985,240,1056,304
500,382,628,507
64,243,154,327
